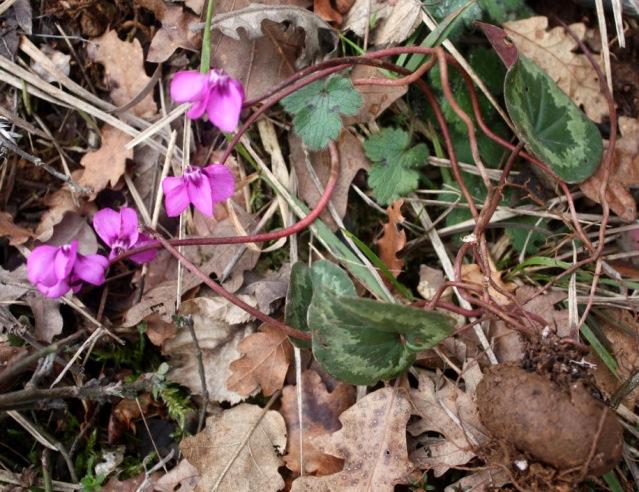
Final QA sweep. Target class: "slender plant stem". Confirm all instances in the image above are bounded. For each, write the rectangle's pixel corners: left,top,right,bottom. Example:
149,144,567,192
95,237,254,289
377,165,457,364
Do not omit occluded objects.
200,0,216,73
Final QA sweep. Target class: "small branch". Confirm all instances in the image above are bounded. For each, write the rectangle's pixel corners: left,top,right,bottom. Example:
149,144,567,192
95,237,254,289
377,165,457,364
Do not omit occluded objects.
180,315,208,432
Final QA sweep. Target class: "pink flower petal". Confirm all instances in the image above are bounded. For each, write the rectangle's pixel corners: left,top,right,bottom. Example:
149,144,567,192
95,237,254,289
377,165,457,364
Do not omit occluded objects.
186,96,209,120
170,71,209,104
203,164,235,202
206,79,244,132
93,208,122,247
187,171,214,216
119,207,140,246
162,176,190,217
27,245,59,285
73,254,109,286
53,241,77,280
128,233,158,264
39,280,71,298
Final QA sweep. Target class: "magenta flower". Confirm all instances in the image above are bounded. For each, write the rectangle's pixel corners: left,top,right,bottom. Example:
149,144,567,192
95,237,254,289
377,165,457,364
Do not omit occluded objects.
170,69,245,132
27,241,108,298
93,207,157,263
162,163,235,217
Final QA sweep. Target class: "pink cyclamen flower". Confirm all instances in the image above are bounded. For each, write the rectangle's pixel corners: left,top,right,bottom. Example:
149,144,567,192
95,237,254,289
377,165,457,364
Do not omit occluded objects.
170,69,245,132
93,207,157,263
162,163,235,217
27,240,108,298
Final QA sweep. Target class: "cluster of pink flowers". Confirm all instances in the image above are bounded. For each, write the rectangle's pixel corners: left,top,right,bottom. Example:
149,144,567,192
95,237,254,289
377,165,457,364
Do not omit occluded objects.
27,68,242,298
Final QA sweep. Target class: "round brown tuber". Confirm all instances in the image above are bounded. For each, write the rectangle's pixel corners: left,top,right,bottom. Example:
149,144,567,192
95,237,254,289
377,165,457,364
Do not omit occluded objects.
476,364,623,476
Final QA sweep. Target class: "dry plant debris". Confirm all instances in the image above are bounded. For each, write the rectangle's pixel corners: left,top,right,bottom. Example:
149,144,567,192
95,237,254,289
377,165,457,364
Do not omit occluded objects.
376,199,406,278
180,404,287,492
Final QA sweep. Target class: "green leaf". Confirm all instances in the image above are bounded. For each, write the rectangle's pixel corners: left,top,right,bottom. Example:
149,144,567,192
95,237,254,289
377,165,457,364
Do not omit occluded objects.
478,0,532,24
506,216,549,255
281,75,362,150
425,0,482,41
285,263,314,348
504,55,603,183
309,291,455,385
364,128,428,205
310,258,357,296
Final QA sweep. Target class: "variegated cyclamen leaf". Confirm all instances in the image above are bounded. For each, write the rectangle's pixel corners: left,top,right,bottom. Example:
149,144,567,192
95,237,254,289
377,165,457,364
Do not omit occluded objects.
309,291,455,385
504,55,603,184
309,259,357,297
285,262,313,348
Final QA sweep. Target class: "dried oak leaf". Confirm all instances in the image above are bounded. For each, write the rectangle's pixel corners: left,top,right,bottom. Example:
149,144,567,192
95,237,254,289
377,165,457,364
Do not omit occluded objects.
281,369,355,475
375,199,405,278
135,0,200,63
342,0,421,46
154,459,200,492
291,387,413,491
210,0,336,99
344,65,407,125
87,30,158,118
163,296,257,404
0,212,33,245
408,364,488,477
289,130,369,230
78,126,133,195
503,16,607,123
226,323,293,396
580,116,639,222
180,404,286,492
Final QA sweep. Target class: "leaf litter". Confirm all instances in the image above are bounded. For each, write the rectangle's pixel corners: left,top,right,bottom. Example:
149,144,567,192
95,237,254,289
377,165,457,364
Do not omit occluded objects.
1,1,637,490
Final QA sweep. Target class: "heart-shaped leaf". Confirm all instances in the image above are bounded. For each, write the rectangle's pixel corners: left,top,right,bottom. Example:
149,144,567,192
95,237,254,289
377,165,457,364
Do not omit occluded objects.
285,263,313,348
504,55,603,184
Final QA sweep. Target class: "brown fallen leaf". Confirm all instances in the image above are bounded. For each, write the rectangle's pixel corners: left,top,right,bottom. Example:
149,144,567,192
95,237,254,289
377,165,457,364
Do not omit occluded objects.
417,265,450,301
162,296,257,404
314,0,342,23
591,308,639,408
102,471,160,492
281,369,355,475
144,314,177,347
580,116,639,222
180,404,286,492
344,64,407,125
342,0,421,46
460,262,516,306
503,16,607,123
291,386,413,491
87,30,158,118
226,323,293,397
154,459,200,492
210,0,334,100
289,130,369,230
46,211,98,254
376,199,406,278
0,212,33,245
408,363,488,476
444,468,509,492
78,126,133,196
136,0,200,63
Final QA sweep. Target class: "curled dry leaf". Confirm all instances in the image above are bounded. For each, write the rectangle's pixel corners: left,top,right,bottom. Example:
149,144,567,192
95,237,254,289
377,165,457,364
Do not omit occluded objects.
289,131,369,230
291,386,413,491
135,0,200,63
162,296,257,404
408,364,488,477
78,126,133,196
0,211,33,245
344,65,407,125
342,0,421,46
280,369,355,476
25,292,63,343
180,404,286,492
87,30,158,118
580,116,639,222
503,16,607,123
226,323,293,397
375,199,405,278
